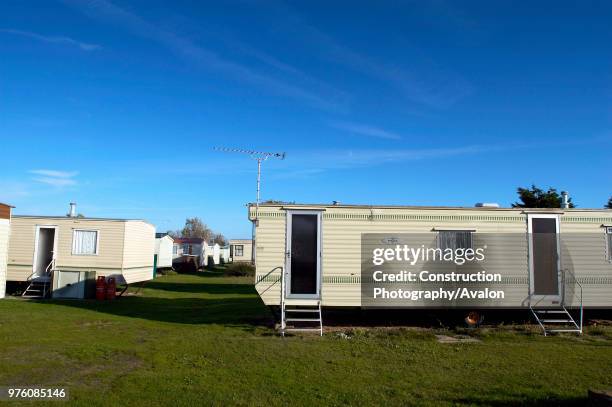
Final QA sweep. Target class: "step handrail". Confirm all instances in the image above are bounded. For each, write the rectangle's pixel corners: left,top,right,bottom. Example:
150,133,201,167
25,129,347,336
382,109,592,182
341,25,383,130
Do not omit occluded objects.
562,268,583,334
253,266,286,332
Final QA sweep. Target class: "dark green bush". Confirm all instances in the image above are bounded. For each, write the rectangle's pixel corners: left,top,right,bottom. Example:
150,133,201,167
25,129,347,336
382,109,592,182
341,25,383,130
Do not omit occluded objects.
225,262,255,277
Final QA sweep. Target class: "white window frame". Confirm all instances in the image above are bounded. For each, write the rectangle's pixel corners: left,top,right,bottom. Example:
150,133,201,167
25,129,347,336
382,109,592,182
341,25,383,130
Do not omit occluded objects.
234,245,244,257
605,226,612,262
72,229,100,256
285,210,323,300
32,225,59,276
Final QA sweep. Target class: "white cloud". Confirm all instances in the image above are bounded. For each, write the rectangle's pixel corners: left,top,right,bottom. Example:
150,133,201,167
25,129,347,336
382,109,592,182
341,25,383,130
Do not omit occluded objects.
32,177,77,187
29,169,78,187
29,169,78,178
0,29,100,51
330,121,402,140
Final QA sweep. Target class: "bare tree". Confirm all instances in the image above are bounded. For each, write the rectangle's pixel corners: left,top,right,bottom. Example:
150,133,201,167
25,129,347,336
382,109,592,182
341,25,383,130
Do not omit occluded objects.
180,217,212,241
212,233,227,246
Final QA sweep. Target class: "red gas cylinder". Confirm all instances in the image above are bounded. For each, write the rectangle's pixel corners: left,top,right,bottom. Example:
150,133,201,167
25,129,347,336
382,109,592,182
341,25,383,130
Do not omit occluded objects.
96,276,106,300
106,277,116,300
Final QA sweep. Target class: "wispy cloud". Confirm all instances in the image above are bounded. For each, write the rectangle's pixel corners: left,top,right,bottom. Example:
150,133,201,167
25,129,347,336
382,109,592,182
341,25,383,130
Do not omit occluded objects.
61,0,345,112
29,169,78,187
29,170,78,178
0,29,100,51
329,121,402,140
268,4,472,109
266,144,494,181
271,135,612,180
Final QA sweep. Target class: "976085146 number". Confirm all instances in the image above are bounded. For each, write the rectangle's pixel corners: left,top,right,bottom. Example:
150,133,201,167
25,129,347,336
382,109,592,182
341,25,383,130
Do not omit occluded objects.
0,387,69,400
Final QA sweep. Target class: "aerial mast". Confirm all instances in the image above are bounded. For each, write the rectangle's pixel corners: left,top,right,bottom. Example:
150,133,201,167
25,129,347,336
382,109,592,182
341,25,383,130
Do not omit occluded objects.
214,147,286,263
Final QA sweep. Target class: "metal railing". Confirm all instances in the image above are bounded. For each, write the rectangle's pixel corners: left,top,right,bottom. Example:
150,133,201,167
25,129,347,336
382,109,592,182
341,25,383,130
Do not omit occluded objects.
24,258,55,298
253,266,285,331
562,268,583,334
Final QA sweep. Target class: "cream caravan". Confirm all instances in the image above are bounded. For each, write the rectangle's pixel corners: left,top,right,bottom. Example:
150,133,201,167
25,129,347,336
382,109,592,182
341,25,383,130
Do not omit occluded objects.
250,203,612,335
7,206,155,299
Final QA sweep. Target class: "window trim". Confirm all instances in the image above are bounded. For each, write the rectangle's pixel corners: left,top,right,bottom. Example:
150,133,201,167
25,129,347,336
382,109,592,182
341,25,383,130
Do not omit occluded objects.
234,244,244,257
604,226,612,262
72,229,100,256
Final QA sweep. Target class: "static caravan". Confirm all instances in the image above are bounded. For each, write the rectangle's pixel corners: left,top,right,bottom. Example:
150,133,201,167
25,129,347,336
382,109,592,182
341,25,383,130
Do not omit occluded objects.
172,237,204,267
250,203,612,335
155,234,174,270
220,246,230,263
202,242,220,267
229,239,253,263
7,212,155,299
0,203,13,299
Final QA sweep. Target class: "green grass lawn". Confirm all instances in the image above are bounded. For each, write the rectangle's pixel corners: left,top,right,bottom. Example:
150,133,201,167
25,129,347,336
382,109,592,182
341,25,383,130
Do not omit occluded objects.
0,273,611,406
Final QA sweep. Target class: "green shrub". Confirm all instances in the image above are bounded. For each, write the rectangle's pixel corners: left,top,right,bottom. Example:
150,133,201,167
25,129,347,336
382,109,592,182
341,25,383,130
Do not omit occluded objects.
225,262,255,277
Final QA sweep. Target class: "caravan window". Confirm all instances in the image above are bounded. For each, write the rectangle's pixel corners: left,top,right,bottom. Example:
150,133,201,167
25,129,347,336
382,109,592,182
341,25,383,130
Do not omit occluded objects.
437,231,473,251
234,245,244,257
72,230,99,255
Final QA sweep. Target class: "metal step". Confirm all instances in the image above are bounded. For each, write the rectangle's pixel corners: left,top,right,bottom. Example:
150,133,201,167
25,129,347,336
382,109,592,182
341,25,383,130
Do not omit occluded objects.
283,299,321,306
281,299,322,336
286,318,321,322
548,329,582,333
535,310,567,313
285,309,320,313
530,305,582,336
540,319,574,323
285,328,322,332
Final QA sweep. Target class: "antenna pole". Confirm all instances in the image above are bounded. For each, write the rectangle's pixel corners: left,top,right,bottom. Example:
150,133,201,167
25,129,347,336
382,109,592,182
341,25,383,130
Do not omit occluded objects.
256,157,263,220
214,147,285,265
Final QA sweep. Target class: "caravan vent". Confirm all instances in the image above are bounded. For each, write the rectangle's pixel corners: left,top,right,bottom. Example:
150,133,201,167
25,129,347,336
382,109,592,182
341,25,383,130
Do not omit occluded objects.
475,203,500,208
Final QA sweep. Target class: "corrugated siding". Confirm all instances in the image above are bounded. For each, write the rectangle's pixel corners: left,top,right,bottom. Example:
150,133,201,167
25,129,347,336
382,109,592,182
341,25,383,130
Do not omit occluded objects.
7,217,126,281
0,219,10,298
155,236,173,268
254,206,612,308
122,221,155,283
560,232,612,307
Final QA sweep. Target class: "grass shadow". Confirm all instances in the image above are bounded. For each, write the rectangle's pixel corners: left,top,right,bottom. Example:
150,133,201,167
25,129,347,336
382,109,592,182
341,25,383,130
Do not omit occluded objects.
44,296,273,330
30,274,273,331
447,395,587,406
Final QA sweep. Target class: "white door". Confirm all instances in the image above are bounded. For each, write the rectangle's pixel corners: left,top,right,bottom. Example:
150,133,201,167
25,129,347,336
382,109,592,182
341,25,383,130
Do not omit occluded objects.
33,226,58,277
285,211,322,299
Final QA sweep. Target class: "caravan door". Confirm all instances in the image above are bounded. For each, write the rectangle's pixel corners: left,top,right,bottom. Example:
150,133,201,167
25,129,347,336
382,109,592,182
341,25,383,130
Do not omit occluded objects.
528,214,562,304
285,211,321,299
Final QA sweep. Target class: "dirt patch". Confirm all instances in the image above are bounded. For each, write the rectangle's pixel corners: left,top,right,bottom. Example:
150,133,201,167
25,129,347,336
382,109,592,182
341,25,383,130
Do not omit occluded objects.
1,347,143,390
435,334,481,344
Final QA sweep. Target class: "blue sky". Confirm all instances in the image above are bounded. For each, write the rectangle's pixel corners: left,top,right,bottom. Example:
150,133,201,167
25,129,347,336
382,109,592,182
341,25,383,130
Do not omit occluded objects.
1,1,611,238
